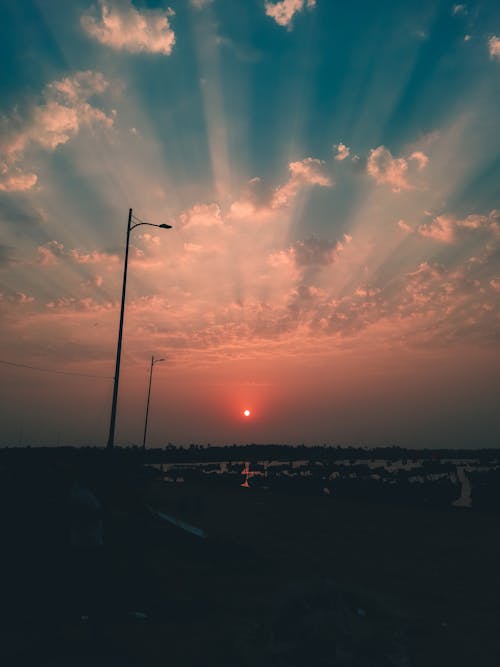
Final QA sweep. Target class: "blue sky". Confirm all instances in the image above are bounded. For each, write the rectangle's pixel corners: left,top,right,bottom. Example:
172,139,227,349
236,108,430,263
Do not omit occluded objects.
0,0,499,447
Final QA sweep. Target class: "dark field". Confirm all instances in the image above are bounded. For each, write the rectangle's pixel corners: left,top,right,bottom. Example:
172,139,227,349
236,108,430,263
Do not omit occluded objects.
142,481,500,666
3,473,499,666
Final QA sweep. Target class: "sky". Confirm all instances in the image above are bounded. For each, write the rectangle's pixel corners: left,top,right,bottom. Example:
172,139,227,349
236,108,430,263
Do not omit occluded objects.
0,0,499,448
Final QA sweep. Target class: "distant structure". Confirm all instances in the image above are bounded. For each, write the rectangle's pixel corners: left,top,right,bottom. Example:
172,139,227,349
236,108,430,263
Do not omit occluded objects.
241,461,255,488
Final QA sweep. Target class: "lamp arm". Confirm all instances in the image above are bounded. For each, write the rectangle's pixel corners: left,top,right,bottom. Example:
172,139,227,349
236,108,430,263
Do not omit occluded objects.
130,221,163,231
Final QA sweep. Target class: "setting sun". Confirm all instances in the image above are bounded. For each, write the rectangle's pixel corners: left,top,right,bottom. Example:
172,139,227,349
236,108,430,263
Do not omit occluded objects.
243,409,251,418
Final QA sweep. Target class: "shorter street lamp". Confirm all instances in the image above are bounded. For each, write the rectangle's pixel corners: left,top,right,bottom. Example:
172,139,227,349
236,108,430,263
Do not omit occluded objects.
107,208,172,450
142,356,165,451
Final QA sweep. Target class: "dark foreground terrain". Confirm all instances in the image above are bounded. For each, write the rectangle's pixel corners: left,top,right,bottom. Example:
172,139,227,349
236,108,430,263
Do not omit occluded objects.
1,467,499,666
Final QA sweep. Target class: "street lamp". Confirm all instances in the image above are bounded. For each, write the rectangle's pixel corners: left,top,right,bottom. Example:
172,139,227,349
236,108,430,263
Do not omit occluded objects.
142,355,165,451
107,208,172,450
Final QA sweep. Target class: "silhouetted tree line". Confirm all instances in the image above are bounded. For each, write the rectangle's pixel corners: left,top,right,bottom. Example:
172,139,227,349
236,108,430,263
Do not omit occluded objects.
1,443,498,464
0,445,498,511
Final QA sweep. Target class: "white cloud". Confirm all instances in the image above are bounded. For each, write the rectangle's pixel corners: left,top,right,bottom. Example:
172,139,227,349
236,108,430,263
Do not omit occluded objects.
451,4,466,16
366,145,429,192
334,142,350,161
265,0,316,29
82,0,176,55
488,36,500,61
0,71,113,192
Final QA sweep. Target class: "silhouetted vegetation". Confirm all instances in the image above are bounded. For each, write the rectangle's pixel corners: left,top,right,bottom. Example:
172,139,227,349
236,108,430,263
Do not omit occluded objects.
0,444,498,512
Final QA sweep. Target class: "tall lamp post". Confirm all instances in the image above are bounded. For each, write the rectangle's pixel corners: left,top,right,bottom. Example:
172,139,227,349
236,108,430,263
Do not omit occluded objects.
142,355,165,451
107,208,172,450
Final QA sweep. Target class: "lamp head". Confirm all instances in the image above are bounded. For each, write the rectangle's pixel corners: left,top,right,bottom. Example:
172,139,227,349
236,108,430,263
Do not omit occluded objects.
159,223,172,229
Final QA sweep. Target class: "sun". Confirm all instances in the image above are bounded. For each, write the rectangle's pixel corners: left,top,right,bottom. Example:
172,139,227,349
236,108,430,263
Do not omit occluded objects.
243,409,251,417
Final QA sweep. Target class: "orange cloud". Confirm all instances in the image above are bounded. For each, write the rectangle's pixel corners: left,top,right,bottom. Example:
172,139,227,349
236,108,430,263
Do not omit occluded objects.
272,158,332,207
367,145,429,192
418,210,499,244
0,71,113,192
334,142,350,161
265,0,316,29
82,0,176,55
489,36,500,60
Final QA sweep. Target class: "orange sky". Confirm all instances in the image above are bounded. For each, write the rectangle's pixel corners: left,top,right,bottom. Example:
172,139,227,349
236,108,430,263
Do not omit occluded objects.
1,0,499,447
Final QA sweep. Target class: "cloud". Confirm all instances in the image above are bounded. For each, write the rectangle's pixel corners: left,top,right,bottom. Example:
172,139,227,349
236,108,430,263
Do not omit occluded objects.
179,203,224,229
272,157,332,207
288,158,332,185
418,210,499,243
5,132,499,367
46,296,114,313
81,274,104,289
366,145,429,192
265,0,316,29
37,240,119,266
37,240,65,266
409,151,429,170
0,167,37,192
395,259,500,345
489,36,500,61
398,220,412,233
69,249,119,264
451,4,466,16
190,0,213,8
334,142,350,161
23,238,500,353
0,71,113,192
367,146,409,191
293,237,341,268
0,290,35,306
139,232,161,247
81,0,175,55
418,214,455,243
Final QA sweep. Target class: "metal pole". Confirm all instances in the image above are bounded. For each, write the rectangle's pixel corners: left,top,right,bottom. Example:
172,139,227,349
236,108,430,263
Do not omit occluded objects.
107,208,132,450
142,356,155,451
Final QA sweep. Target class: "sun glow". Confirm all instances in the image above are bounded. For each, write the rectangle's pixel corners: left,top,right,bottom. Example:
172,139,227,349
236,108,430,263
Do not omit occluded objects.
243,409,251,417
